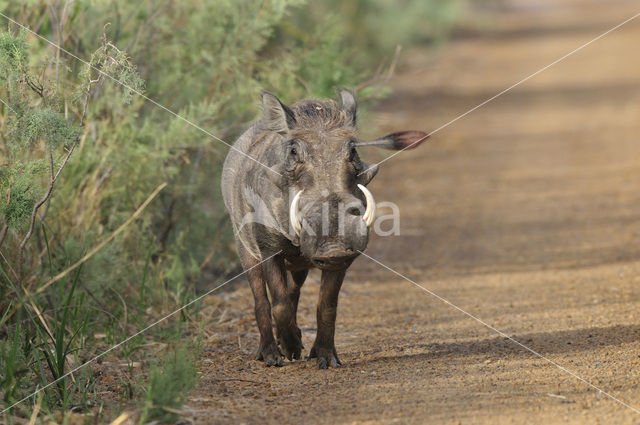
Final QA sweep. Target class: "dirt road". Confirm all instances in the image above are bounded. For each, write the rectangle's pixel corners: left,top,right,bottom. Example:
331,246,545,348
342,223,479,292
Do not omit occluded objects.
193,0,640,423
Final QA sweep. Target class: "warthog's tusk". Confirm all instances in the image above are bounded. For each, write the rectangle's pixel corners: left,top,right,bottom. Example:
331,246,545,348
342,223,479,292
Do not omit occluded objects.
357,184,376,227
289,190,303,235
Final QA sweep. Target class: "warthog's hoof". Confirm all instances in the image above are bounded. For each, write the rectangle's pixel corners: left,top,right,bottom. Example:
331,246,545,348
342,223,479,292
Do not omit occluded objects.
255,342,284,367
277,326,304,361
308,345,341,369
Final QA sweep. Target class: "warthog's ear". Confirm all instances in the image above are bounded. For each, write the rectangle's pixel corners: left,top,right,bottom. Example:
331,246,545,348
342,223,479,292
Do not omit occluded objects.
261,91,296,134
337,87,357,128
356,130,429,150
357,162,379,186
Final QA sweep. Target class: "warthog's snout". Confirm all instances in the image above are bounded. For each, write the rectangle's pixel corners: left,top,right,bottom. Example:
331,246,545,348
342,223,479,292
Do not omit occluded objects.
291,190,370,264
311,244,359,270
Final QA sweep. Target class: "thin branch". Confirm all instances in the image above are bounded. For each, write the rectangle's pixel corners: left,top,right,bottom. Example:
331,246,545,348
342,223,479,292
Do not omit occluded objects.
17,152,56,280
385,44,403,82
35,151,55,235
355,44,403,92
37,199,52,232
17,141,78,280
53,142,76,181
48,148,54,180
0,225,8,250
25,75,44,98
95,163,115,190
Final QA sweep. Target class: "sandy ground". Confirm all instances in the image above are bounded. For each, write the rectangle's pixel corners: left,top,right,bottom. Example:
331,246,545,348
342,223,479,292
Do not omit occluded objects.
191,0,640,423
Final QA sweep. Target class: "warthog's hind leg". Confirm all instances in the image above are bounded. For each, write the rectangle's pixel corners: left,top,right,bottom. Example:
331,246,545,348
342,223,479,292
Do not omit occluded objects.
238,245,283,367
288,268,308,332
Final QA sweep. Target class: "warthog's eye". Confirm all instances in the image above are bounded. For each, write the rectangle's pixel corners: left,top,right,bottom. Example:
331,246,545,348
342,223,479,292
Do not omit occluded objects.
286,140,304,169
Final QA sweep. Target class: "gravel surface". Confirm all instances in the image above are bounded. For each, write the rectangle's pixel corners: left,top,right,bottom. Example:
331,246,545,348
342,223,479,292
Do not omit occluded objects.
192,1,640,423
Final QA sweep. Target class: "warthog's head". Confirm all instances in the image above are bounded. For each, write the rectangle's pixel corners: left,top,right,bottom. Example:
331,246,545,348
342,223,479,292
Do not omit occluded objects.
263,89,427,270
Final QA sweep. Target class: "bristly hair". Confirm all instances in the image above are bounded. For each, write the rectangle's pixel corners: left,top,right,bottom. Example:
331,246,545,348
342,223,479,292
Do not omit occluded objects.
290,99,348,131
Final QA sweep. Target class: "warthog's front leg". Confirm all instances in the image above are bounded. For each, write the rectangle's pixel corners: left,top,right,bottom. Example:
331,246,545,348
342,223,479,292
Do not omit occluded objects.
309,269,345,369
263,255,304,361
238,245,283,367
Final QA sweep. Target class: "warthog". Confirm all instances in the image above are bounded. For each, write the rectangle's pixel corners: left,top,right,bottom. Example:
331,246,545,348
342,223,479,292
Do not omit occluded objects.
221,89,426,368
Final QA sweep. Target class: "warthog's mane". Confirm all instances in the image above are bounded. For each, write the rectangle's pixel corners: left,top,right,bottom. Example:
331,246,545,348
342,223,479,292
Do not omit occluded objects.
290,99,350,131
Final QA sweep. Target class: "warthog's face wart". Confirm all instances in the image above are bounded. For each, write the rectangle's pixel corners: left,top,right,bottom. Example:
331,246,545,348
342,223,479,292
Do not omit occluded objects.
261,90,424,270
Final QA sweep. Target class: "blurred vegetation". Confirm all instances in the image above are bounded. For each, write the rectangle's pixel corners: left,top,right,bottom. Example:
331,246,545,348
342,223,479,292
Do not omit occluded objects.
140,346,198,423
0,0,469,422
297,0,464,54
